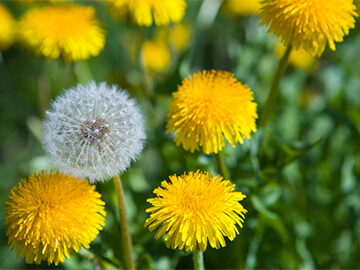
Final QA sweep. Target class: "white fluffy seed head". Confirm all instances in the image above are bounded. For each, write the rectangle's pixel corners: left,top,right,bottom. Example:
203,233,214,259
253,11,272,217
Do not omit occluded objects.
43,81,146,183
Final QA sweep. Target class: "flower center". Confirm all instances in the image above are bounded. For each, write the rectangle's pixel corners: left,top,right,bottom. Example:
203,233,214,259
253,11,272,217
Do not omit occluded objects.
79,117,110,146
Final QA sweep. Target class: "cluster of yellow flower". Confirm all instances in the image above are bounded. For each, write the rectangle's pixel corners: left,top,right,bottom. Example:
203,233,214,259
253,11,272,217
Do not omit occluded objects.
0,0,187,62
141,23,192,74
3,0,358,268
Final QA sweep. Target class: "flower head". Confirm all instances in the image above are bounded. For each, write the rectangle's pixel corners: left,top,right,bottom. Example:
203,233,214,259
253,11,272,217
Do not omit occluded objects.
223,0,261,16
5,171,106,265
141,41,170,73
43,81,146,183
0,3,16,52
145,170,247,252
260,0,358,57
169,23,192,52
18,5,105,62
166,70,257,154
106,0,187,27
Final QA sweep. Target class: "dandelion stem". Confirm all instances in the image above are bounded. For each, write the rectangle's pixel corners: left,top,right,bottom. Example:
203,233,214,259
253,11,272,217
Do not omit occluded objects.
73,61,94,83
138,29,156,106
113,174,135,270
37,72,50,116
259,44,292,127
79,248,117,270
141,67,155,104
193,250,205,270
197,0,223,28
215,152,230,180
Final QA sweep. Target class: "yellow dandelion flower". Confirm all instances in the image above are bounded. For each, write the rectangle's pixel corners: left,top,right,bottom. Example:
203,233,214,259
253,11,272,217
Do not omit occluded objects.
141,40,170,73
145,170,247,252
276,43,316,69
106,0,187,27
223,0,261,16
260,0,358,57
169,23,192,52
18,5,106,62
0,3,16,52
166,70,257,154
5,171,106,265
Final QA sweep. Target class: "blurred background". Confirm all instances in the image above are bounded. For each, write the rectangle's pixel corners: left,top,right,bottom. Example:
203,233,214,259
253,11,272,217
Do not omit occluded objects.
1,0,360,269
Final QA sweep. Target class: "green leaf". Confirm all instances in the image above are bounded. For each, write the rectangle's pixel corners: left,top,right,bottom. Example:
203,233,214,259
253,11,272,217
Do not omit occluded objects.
137,253,155,270
251,195,289,244
279,138,323,169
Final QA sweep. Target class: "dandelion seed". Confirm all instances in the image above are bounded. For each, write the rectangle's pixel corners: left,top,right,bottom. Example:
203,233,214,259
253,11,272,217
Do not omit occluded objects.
166,70,258,154
5,171,106,265
43,81,146,183
260,0,358,57
145,170,247,252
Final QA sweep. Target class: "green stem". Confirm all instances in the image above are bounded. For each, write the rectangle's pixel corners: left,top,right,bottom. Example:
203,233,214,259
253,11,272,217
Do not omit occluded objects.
197,0,223,28
113,175,135,270
73,61,94,83
79,248,118,270
215,152,230,180
259,44,292,127
26,116,43,143
79,248,103,269
138,28,155,106
193,250,205,270
141,66,155,103
37,72,50,116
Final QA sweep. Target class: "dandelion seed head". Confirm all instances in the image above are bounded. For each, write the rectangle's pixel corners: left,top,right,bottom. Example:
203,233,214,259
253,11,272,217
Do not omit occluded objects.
43,81,146,183
79,117,111,146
